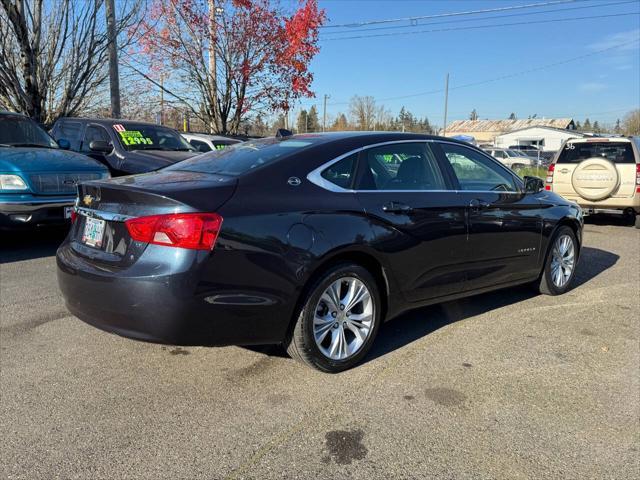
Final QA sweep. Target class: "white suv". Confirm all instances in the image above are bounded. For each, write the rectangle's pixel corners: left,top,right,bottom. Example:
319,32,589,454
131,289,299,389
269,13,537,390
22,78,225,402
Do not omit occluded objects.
482,148,541,170
546,137,640,228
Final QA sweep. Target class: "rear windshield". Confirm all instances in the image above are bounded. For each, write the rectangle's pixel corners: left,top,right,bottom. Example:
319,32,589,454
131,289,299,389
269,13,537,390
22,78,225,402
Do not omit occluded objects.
557,141,635,164
167,137,315,176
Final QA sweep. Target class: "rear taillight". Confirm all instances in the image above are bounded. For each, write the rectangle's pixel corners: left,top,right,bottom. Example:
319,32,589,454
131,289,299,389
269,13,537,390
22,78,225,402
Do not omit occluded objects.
546,163,555,187
636,165,640,193
125,213,223,250
70,209,77,224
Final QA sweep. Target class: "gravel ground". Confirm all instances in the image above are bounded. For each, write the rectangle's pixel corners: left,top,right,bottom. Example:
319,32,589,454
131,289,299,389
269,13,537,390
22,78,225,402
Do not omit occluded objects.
1,219,638,479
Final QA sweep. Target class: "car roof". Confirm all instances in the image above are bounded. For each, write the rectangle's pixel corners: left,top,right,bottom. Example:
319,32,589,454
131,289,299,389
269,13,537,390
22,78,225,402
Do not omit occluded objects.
56,117,175,128
567,136,632,144
183,133,241,142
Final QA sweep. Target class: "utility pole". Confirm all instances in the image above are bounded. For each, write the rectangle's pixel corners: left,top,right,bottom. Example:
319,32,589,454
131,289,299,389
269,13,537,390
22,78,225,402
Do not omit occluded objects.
105,0,121,118
160,73,164,125
322,94,329,132
442,73,449,137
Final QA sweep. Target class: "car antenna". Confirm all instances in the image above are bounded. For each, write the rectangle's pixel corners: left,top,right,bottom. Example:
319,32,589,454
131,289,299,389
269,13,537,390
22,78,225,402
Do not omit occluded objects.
275,128,293,139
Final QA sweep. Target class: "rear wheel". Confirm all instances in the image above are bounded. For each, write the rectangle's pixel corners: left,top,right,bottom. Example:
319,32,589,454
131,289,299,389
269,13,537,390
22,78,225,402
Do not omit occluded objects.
286,263,381,373
635,214,640,229
538,226,578,296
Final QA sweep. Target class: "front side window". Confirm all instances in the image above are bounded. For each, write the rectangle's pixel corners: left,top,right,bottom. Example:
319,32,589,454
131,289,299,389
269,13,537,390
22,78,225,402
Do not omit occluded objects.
358,142,446,191
83,126,111,151
321,154,356,189
0,115,58,148
440,143,518,192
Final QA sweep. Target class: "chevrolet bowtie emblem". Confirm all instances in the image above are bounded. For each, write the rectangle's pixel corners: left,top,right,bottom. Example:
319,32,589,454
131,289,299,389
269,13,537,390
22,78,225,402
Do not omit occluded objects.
83,195,94,206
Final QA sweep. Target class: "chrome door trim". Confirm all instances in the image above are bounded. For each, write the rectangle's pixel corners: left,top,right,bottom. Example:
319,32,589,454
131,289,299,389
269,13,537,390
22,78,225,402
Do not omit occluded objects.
307,139,524,194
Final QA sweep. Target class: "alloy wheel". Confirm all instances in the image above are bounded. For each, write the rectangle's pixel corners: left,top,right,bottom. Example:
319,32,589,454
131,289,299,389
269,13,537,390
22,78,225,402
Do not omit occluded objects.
550,234,575,288
313,277,374,361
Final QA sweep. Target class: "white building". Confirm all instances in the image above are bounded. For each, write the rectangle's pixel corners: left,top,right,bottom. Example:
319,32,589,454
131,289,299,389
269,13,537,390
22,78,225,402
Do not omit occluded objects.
494,126,586,152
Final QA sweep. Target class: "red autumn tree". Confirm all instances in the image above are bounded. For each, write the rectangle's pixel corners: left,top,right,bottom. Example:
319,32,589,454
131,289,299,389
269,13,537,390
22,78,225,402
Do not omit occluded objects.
136,0,325,134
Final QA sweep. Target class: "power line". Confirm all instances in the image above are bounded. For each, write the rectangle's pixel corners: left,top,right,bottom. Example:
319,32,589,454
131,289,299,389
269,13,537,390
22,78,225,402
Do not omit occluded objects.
321,0,638,36
321,11,640,42
301,38,640,107
320,0,581,29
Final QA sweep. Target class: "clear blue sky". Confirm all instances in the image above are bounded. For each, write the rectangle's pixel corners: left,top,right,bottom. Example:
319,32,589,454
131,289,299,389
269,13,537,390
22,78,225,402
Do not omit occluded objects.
295,0,640,127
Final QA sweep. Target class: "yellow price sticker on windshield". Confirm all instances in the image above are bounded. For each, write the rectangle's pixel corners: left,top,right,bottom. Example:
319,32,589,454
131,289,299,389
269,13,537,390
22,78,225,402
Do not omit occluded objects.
118,130,153,146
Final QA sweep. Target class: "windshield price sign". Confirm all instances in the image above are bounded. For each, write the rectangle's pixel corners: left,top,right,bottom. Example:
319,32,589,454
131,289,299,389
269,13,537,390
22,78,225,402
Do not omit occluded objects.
116,130,153,146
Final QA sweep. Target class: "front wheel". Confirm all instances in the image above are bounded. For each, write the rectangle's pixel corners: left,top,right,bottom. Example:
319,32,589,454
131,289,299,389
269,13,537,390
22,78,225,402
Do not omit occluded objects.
286,263,381,373
537,226,579,295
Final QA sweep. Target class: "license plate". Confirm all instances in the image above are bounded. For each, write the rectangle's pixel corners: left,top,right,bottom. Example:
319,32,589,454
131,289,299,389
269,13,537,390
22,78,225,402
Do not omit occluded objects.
82,216,105,248
64,206,74,219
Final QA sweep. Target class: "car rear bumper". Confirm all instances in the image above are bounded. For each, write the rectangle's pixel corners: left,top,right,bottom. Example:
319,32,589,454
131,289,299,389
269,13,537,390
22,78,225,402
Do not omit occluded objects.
553,193,640,213
56,241,292,346
0,196,76,229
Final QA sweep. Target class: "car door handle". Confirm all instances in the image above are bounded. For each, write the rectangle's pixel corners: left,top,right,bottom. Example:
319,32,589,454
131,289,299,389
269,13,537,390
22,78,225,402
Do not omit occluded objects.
469,199,491,211
382,202,413,214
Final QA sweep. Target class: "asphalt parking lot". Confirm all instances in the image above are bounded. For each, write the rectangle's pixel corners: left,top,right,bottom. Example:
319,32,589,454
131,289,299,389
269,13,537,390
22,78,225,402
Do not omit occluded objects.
1,219,638,479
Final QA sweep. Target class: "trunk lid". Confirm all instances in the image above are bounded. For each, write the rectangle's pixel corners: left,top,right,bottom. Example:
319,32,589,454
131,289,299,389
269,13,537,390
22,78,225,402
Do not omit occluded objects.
71,170,237,266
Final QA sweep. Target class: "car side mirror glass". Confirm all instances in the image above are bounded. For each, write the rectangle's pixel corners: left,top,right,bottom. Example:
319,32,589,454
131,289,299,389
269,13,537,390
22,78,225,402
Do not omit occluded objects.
57,138,70,150
89,140,113,154
524,175,544,193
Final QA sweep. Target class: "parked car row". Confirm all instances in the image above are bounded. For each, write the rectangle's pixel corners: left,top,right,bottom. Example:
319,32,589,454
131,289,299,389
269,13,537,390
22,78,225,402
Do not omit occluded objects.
1,112,240,230
0,112,109,229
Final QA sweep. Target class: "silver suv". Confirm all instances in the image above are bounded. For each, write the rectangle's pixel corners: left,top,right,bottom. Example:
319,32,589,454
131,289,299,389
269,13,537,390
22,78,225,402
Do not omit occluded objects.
546,137,640,228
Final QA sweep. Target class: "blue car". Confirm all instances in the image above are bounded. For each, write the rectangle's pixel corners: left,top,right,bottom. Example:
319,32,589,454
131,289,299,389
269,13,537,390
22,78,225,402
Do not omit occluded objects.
0,112,109,229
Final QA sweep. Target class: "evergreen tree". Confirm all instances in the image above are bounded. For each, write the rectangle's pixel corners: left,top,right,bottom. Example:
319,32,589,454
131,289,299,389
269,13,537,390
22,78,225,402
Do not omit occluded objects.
592,121,601,133
583,118,592,130
470,109,478,121
296,109,309,133
509,112,516,120
575,120,582,130
614,119,622,134
307,106,320,132
331,113,348,131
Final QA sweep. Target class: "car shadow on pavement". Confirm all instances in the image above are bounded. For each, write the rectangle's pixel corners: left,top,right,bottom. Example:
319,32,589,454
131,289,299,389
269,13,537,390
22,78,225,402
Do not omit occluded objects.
364,245,618,365
0,227,68,264
243,246,619,368
584,214,635,228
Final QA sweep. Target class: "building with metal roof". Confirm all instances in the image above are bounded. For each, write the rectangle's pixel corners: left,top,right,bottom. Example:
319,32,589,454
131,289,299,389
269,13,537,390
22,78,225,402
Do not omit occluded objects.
442,118,576,143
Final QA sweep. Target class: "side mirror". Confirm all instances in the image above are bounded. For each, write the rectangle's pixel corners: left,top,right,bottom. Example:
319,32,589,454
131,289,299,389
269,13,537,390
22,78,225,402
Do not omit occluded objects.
524,175,544,193
57,138,71,150
89,140,113,154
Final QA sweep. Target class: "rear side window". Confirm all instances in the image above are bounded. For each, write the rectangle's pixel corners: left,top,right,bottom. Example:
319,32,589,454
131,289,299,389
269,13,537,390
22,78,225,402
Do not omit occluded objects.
168,137,315,176
57,121,81,139
189,139,211,152
557,142,635,164
359,142,446,191
321,154,356,189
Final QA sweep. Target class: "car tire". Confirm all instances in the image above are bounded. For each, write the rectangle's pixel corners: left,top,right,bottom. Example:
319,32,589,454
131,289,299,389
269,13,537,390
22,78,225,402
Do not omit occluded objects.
635,213,640,229
286,263,382,373
537,226,579,296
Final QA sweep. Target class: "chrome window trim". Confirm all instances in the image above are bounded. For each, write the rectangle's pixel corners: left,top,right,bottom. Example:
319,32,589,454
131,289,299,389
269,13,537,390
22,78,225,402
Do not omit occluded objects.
307,139,524,194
